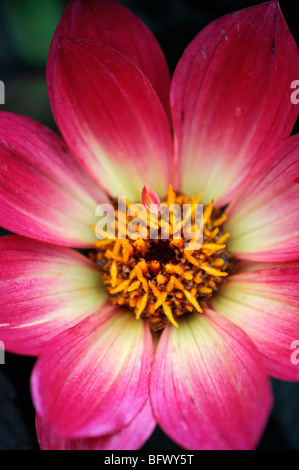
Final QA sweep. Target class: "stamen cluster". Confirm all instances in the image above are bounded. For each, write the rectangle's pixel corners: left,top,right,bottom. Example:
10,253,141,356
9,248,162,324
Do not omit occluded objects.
91,186,235,330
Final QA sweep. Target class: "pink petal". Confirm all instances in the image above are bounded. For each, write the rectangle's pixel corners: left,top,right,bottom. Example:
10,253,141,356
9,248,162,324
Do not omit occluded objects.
50,38,174,201
48,0,171,119
171,1,299,204
0,235,106,356
31,306,153,438
150,310,272,450
226,135,299,262
0,112,108,247
213,264,299,381
36,399,156,450
141,184,161,214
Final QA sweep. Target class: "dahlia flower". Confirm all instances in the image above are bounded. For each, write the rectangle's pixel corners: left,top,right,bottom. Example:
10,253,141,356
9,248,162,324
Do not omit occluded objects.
0,0,299,450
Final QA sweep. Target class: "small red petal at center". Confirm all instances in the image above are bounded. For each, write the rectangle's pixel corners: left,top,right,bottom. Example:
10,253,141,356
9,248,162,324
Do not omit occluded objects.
141,184,161,214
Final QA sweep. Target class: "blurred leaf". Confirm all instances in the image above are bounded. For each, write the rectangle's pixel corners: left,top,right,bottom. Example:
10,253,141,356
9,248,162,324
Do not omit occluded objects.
270,379,299,449
0,373,34,450
4,0,64,65
5,73,56,129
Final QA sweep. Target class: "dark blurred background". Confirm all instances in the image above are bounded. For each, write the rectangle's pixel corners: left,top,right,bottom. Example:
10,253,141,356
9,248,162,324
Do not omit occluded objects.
0,0,299,450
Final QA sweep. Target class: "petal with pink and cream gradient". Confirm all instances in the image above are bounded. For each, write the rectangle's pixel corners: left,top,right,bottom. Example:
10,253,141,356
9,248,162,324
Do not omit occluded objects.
225,136,299,262
213,264,299,381
36,399,156,450
31,306,153,438
47,0,171,118
171,1,299,204
50,38,174,200
150,309,272,450
0,235,106,356
0,113,108,247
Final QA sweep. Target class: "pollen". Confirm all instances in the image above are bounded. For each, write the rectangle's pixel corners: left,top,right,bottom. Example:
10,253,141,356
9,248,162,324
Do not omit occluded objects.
91,185,236,331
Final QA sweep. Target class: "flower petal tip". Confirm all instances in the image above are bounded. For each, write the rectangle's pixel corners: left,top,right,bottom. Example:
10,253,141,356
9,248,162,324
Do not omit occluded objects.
141,184,161,214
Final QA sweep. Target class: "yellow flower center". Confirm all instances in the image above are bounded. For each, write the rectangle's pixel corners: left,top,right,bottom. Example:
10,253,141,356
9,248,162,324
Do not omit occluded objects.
91,185,235,330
